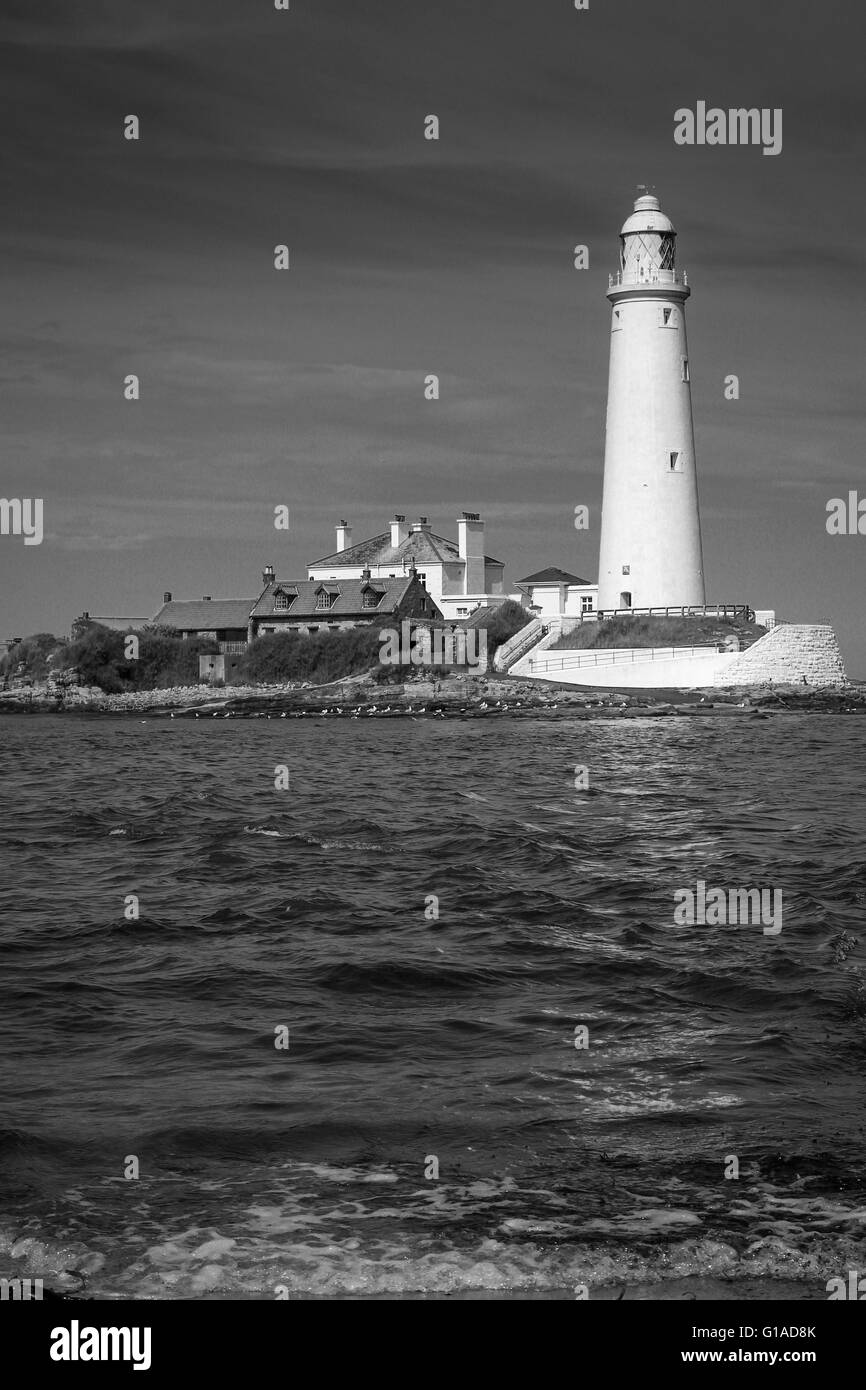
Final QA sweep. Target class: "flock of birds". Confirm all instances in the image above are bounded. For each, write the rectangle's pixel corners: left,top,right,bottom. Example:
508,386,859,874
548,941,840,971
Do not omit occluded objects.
165,699,558,720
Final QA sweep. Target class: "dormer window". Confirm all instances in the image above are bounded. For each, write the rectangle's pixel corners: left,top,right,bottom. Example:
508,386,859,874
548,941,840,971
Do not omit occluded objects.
362,587,383,609
273,589,295,611
315,587,338,610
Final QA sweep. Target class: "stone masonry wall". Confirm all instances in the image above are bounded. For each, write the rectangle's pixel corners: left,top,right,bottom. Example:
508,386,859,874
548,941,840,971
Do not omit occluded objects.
713,623,848,688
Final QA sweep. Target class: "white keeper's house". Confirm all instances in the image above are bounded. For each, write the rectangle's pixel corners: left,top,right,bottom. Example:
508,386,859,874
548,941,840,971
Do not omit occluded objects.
517,568,598,620
307,512,516,622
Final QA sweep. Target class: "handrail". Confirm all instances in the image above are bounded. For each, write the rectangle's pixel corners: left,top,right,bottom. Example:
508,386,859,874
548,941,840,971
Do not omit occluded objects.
592,603,753,622
528,644,720,673
493,618,545,672
608,269,688,288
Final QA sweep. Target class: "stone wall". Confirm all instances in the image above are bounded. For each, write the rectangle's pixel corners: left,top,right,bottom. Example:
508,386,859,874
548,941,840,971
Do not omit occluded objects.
713,623,848,688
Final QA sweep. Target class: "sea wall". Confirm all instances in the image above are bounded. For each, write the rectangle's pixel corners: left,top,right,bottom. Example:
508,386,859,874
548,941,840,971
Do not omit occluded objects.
713,624,848,688
519,645,733,688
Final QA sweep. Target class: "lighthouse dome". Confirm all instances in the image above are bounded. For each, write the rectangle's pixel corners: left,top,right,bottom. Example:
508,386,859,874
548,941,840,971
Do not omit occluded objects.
620,193,675,236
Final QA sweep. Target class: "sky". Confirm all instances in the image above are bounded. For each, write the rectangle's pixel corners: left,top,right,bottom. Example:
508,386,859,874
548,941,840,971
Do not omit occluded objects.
1,0,864,671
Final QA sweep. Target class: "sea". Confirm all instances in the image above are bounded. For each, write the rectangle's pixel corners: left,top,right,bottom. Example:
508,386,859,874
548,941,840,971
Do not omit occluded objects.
1,710,865,1299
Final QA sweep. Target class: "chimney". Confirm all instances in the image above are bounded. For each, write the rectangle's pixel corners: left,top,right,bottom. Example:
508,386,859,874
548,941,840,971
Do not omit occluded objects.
262,564,275,588
457,511,485,596
390,514,408,549
361,566,371,580
163,591,172,604
336,520,352,553
410,515,431,532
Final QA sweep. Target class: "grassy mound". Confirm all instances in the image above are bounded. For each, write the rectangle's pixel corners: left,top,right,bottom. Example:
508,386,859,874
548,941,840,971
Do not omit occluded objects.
550,615,766,652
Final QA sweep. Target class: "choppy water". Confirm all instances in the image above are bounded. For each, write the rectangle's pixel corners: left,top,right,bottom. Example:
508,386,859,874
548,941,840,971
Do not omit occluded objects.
1,711,865,1298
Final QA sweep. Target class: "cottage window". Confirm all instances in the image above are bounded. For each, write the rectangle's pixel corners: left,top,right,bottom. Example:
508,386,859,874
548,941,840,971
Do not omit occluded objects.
315,590,335,610
362,589,382,609
274,592,293,610
581,595,594,613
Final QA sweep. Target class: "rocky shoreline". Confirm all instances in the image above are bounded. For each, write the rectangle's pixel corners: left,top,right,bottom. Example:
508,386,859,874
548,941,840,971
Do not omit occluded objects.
1,674,864,718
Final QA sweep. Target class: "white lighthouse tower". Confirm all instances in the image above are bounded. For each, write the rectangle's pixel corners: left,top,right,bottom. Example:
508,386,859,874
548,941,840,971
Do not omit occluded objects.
597,191,706,613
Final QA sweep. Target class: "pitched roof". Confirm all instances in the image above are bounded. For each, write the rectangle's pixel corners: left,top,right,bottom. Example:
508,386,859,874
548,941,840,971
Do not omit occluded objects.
310,529,503,569
519,567,591,585
250,577,442,620
151,599,255,629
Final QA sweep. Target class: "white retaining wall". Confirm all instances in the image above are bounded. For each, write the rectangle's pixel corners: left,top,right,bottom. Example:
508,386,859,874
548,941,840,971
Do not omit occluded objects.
520,645,734,688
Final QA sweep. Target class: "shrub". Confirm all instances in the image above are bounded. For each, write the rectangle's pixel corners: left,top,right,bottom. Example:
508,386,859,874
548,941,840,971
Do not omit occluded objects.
1,632,68,683
63,625,218,692
468,600,533,655
64,626,131,692
133,632,218,688
237,628,384,685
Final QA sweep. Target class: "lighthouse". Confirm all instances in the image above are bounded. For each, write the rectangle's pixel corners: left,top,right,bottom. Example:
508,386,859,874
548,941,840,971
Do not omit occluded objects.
596,191,706,613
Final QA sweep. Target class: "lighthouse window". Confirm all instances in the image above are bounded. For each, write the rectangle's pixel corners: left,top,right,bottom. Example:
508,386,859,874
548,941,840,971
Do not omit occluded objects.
681,357,690,382
660,307,677,327
670,451,683,471
622,565,630,575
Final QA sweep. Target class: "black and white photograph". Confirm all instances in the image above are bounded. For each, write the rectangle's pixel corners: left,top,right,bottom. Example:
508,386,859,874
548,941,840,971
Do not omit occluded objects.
1,0,864,1365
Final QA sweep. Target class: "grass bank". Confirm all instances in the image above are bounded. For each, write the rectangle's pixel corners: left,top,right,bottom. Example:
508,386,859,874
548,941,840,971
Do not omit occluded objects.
550,615,766,652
